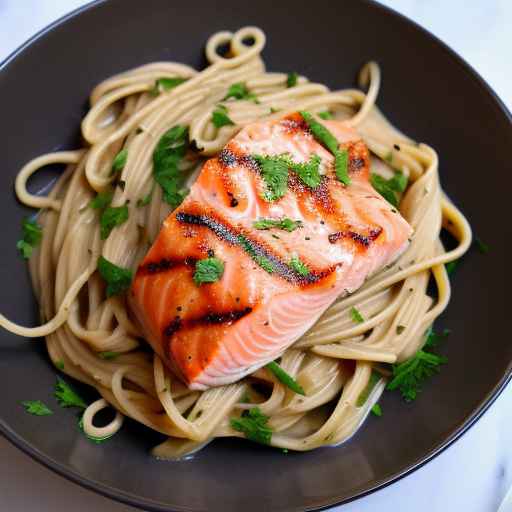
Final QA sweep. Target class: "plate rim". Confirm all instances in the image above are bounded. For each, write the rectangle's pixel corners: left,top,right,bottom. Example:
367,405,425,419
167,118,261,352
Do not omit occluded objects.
1,0,511,510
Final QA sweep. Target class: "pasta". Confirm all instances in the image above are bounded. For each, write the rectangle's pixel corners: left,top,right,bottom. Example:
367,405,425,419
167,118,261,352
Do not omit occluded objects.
1,27,471,457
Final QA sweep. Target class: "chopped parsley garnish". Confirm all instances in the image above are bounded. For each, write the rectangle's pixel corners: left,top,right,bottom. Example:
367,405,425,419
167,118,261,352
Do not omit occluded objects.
396,325,406,335
371,404,383,416
223,82,257,102
150,77,187,96
230,407,272,445
424,326,450,348
17,218,42,259
111,148,128,175
78,416,116,443
270,107,280,114
237,234,275,273
300,110,351,185
56,360,65,370
370,170,408,208
318,111,334,120
386,327,448,401
290,154,322,188
286,72,298,88
55,377,87,409
193,257,225,285
475,238,489,254
98,351,120,360
97,255,133,297
212,104,235,128
253,217,303,232
350,306,364,323
21,400,53,416
289,255,310,276
153,124,189,209
100,204,129,239
445,260,458,275
356,371,380,406
266,361,305,395
136,184,155,208
253,154,289,201
89,190,113,210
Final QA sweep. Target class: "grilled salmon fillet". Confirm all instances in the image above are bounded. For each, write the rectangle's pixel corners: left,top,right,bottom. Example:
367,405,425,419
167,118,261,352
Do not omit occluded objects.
129,113,412,390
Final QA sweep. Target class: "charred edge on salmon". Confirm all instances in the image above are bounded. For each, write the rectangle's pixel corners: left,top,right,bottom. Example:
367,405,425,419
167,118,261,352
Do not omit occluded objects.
175,211,325,284
349,157,365,173
162,307,253,342
328,227,383,247
218,148,259,171
163,316,182,359
138,256,197,276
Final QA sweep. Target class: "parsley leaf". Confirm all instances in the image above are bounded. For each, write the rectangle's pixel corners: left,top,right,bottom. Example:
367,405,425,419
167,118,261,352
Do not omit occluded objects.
100,204,129,240
386,342,447,402
300,110,351,186
212,104,235,128
350,306,364,323
290,154,322,188
371,404,383,416
253,154,289,201
286,72,298,88
21,400,53,416
153,125,189,209
97,256,133,297
237,234,276,273
370,174,399,207
230,407,272,445
223,82,257,102
193,257,225,285
475,238,489,254
56,360,65,370
89,190,113,210
445,260,459,275
356,371,380,406
289,255,310,276
17,218,42,259
55,377,87,409
150,77,187,96
78,416,116,443
318,111,333,120
98,351,120,360
136,184,155,208
253,217,303,232
424,326,450,349
111,148,128,175
266,361,305,395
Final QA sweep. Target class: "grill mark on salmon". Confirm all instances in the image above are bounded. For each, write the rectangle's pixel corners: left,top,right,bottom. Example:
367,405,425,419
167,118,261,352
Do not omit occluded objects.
138,256,197,276
328,227,383,247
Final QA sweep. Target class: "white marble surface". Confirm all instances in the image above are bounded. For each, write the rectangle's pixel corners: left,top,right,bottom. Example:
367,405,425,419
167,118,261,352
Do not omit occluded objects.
0,1,511,511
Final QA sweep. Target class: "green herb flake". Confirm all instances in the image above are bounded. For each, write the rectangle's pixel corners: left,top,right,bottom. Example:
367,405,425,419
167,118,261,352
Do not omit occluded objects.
78,416,116,444
270,107,280,114
150,77,187,96
424,326,450,349
136,184,155,208
230,407,272,445
98,351,120,360
21,400,53,416
334,148,350,185
100,204,129,240
89,190,113,210
253,154,289,202
289,255,310,276
445,260,458,275
386,330,448,402
212,104,235,128
17,218,42,259
193,257,225,285
253,217,303,232
286,72,298,88
153,124,190,209
290,154,322,188
240,392,251,404
371,404,383,417
237,234,275,273
55,377,87,409
266,361,305,395
111,148,128,175
370,173,398,207
223,82,257,102
356,371,380,406
350,306,364,324
56,360,65,370
282,448,289,454
97,255,133,297
475,238,489,254
396,325,406,335
318,111,334,120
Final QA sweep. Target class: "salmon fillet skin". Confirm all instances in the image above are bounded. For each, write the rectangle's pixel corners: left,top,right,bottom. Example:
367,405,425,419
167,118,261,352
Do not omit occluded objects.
129,113,412,390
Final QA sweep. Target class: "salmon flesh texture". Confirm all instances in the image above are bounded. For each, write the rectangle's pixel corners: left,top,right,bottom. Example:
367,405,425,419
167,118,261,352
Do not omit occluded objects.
129,113,412,390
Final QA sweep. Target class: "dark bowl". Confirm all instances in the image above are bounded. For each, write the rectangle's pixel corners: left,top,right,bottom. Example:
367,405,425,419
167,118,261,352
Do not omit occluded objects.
0,0,510,510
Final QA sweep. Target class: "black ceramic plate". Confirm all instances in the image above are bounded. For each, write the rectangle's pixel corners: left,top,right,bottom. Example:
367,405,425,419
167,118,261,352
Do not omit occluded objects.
0,1,510,510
